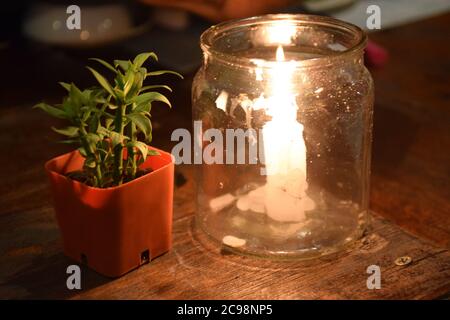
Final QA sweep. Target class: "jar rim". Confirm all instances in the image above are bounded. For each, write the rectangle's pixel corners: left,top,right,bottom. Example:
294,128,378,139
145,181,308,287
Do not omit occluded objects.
200,14,367,69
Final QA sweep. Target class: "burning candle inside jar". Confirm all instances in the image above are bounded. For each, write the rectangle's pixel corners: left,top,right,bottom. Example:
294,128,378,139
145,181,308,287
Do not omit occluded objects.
236,45,315,222
193,15,374,258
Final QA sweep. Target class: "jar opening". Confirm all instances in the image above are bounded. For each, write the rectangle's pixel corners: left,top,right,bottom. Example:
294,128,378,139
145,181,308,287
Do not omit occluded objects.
200,14,367,69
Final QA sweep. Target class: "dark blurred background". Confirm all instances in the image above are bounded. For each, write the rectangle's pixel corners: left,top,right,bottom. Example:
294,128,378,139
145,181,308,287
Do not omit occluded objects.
0,0,449,136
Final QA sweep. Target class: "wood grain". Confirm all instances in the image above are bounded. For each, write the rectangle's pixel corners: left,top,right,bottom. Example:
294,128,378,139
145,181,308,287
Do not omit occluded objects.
369,14,450,247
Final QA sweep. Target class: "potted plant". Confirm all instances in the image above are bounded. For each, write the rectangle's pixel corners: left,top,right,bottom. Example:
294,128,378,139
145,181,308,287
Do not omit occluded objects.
35,52,182,277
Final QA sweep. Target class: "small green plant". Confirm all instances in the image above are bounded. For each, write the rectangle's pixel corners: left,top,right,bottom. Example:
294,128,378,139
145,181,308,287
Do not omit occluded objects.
35,52,182,188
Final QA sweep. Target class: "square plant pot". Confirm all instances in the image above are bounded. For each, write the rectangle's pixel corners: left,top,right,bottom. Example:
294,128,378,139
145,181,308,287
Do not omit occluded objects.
45,146,174,277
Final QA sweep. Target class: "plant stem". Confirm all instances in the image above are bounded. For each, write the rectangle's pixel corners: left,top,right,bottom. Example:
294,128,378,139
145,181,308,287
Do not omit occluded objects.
95,161,103,187
79,125,102,187
126,105,137,180
113,102,125,185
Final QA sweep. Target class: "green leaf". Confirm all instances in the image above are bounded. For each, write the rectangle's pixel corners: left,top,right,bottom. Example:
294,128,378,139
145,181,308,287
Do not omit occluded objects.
131,92,171,108
78,147,88,157
147,129,152,144
148,149,160,156
123,70,135,98
127,71,143,99
95,98,118,110
109,131,126,147
105,118,114,129
114,74,125,90
146,70,183,79
69,83,85,106
86,67,115,97
82,89,94,103
97,126,128,147
59,139,79,145
114,88,125,102
133,52,158,68
86,88,102,100
59,82,71,91
80,105,94,121
61,100,77,119
85,157,96,168
134,102,151,114
81,110,90,122
34,103,68,119
85,133,101,146
127,141,149,161
140,85,172,92
114,59,131,71
127,113,152,137
89,58,117,73
52,126,79,137
97,148,109,163
88,114,99,132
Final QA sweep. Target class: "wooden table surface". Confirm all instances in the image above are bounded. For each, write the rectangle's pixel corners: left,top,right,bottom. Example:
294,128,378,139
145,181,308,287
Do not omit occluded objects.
0,13,449,300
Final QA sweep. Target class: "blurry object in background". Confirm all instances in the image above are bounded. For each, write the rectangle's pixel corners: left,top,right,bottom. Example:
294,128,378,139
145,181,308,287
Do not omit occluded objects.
329,0,450,30
365,40,388,68
139,0,291,22
152,8,191,30
303,0,356,13
23,2,152,47
129,0,292,73
125,21,204,74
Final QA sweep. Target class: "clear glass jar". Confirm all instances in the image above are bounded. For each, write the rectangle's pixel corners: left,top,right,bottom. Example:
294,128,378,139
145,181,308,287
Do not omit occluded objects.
192,14,374,259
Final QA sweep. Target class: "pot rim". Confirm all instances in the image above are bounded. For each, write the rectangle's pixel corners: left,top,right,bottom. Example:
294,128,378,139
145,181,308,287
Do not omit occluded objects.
45,145,174,191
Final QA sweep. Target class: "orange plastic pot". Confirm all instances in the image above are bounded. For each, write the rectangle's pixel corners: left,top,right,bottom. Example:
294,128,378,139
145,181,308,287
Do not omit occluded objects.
45,146,174,277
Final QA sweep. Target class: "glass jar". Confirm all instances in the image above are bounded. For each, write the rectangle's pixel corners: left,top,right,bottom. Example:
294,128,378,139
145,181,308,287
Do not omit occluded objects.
192,14,374,259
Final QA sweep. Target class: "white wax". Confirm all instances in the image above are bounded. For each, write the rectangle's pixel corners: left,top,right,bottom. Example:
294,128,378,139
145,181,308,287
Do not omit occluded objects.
238,45,316,222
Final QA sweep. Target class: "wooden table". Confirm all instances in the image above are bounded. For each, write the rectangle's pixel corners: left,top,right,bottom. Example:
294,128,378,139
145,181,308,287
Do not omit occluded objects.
0,13,449,299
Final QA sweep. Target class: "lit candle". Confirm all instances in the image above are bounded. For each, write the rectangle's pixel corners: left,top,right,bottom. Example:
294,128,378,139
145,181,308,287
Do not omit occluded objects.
236,45,315,222
196,14,374,257
262,45,315,222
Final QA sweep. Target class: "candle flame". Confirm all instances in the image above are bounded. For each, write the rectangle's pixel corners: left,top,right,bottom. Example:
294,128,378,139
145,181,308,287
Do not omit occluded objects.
276,45,285,62
265,44,299,145
272,45,294,100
